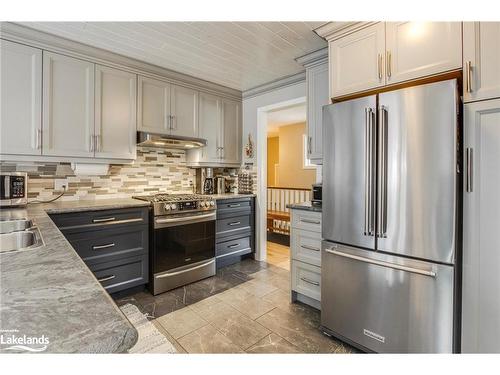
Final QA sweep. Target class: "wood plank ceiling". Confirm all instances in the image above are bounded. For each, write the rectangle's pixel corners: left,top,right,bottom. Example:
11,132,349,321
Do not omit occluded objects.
18,22,328,91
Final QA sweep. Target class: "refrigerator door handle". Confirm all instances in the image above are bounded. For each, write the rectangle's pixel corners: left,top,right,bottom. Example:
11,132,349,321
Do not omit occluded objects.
324,248,437,277
364,108,374,236
378,106,388,238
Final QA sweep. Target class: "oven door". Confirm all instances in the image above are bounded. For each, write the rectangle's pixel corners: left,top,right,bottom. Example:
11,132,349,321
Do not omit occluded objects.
153,211,216,274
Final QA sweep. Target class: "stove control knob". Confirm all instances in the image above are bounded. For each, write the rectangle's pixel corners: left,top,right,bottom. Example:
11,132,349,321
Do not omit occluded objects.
164,203,171,211
209,201,215,207
171,204,177,210
200,201,206,208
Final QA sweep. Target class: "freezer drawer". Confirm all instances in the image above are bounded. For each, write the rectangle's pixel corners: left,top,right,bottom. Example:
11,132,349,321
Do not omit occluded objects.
321,242,454,353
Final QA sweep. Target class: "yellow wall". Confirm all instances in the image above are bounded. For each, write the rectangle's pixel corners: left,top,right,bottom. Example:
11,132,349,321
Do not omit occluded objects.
267,137,279,186
267,122,316,189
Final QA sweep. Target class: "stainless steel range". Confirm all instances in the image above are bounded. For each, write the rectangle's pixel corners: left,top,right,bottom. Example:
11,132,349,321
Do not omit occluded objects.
133,193,216,295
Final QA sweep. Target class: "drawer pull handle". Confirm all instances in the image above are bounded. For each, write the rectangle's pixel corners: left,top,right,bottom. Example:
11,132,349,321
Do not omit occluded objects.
300,277,319,286
92,243,115,250
228,221,241,226
228,204,241,208
97,275,116,282
92,217,116,223
301,245,320,252
300,219,320,225
228,243,241,249
217,247,251,258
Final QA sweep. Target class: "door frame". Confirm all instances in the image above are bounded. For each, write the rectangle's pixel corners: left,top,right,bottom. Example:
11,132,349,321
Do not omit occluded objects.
254,96,306,261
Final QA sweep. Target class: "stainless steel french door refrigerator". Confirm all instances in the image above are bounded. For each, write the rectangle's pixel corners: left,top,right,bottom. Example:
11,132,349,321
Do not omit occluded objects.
321,79,460,353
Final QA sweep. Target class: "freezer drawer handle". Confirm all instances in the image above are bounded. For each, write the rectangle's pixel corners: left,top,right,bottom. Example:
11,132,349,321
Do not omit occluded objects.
325,248,436,277
301,245,320,252
300,277,320,286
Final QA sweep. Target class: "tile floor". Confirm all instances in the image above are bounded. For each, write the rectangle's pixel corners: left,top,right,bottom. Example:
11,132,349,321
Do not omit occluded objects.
114,258,355,354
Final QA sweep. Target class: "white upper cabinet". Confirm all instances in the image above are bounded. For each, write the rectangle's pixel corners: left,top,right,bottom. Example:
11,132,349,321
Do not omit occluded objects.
95,65,137,160
221,99,241,164
0,40,42,156
329,23,386,98
463,22,500,103
385,22,462,85
170,84,199,138
306,61,329,163
42,52,95,157
196,92,221,163
186,93,242,166
137,76,170,134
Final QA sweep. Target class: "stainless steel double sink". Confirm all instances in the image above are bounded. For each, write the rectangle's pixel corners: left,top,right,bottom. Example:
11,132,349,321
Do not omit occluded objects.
0,217,44,253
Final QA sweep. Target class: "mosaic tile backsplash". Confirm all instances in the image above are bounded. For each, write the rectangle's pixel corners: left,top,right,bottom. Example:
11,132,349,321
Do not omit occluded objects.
0,147,197,202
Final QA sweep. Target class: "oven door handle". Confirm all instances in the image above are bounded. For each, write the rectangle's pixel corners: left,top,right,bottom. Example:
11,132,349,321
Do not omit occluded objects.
155,259,215,278
154,212,216,227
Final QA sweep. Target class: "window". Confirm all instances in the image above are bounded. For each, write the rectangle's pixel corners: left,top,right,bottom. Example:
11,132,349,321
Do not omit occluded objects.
302,134,316,169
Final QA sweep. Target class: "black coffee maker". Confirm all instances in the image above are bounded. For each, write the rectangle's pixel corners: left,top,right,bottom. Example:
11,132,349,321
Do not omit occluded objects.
203,168,215,194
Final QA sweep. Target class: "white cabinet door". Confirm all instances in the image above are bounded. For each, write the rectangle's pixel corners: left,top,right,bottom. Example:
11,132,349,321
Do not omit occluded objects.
221,99,241,164
306,61,329,163
385,22,462,85
0,40,42,156
462,98,500,353
42,52,94,157
95,65,137,160
329,22,385,98
170,84,198,138
463,22,500,103
137,76,170,135
197,92,222,163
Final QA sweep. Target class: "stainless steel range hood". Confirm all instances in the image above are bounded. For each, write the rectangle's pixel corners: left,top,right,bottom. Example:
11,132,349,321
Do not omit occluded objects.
137,132,207,150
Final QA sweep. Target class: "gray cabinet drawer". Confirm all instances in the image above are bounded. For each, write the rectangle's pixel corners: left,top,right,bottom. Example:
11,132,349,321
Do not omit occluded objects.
49,207,149,232
89,255,148,294
216,236,252,258
65,226,148,265
216,215,251,237
291,228,322,267
291,210,321,232
217,198,252,218
292,260,321,302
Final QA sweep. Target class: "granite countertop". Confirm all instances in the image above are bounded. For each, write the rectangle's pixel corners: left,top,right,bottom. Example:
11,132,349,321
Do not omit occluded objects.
0,198,149,353
286,201,322,212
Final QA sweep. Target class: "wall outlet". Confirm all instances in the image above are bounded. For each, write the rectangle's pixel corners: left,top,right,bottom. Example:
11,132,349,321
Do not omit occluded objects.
54,179,68,191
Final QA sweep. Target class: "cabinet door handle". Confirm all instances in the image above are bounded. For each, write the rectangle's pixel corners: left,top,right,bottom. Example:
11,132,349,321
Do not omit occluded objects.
378,53,383,79
300,218,320,225
92,243,115,250
466,61,473,93
301,245,320,252
300,277,319,286
90,134,94,152
228,221,241,226
97,275,116,283
466,147,473,193
35,129,42,150
308,136,312,155
228,204,241,208
92,217,116,223
228,243,241,249
386,51,392,78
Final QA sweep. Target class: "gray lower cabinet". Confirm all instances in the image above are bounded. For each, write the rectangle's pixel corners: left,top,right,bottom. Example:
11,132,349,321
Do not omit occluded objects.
215,197,255,268
50,207,149,294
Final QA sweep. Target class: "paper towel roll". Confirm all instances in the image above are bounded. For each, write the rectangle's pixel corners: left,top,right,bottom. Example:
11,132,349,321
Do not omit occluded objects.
71,163,109,176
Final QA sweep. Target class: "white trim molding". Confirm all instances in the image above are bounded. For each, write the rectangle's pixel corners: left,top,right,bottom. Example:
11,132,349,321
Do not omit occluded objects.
314,21,378,42
295,47,328,68
243,72,306,99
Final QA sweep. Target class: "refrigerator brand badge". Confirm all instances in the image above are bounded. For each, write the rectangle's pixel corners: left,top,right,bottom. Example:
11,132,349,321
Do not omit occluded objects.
363,329,385,343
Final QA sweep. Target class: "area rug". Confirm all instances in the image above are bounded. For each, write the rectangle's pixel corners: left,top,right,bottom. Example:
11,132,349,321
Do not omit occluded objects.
120,303,177,354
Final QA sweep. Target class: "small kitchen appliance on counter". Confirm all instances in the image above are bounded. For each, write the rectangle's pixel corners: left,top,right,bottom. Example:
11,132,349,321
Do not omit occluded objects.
133,193,216,295
311,183,322,207
1,172,28,207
